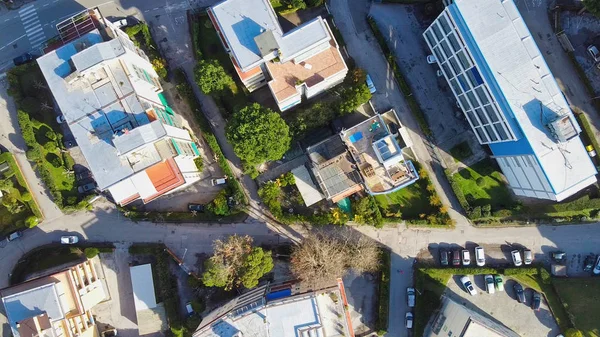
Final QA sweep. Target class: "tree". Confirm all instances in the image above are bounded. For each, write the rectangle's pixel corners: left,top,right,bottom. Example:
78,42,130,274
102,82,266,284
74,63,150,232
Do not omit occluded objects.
84,247,100,259
25,216,39,228
584,0,600,17
194,60,234,94
207,191,230,216
279,172,296,187
353,196,383,228
1,194,22,214
226,103,291,165
201,235,273,290
290,230,379,288
0,179,13,191
565,329,584,337
338,83,371,113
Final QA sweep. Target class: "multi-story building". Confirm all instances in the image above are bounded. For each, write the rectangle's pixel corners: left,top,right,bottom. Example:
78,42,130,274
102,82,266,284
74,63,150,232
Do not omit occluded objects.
37,10,202,206
193,279,354,337
424,0,597,201
208,0,348,111
1,260,106,337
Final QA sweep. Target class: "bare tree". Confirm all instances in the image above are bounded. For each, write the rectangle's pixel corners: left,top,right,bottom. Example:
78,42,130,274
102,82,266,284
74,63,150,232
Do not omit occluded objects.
290,229,380,289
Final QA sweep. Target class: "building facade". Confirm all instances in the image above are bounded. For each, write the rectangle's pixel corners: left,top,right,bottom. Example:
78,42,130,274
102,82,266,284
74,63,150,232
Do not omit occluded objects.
424,0,597,201
37,10,202,205
208,0,348,111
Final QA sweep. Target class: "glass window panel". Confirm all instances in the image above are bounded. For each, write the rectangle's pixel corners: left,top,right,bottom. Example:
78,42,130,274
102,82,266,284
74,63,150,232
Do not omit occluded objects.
466,71,479,88
449,78,461,94
457,50,471,69
466,110,479,127
440,40,452,59
449,57,461,75
467,91,479,109
439,16,452,34
442,63,454,79
425,30,436,46
495,123,509,140
484,125,498,141
448,34,461,52
459,95,471,111
457,74,469,91
484,105,499,122
475,87,489,105
469,67,484,85
432,23,444,41
475,127,488,143
475,107,488,124
433,47,445,63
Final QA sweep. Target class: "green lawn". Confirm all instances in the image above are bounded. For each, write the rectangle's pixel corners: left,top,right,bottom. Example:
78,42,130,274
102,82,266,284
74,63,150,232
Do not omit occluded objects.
451,158,514,209
554,278,600,337
375,180,436,219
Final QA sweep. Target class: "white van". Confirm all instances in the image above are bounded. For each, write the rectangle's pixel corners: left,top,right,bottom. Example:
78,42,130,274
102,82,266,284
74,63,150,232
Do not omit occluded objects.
475,246,486,266
211,178,227,186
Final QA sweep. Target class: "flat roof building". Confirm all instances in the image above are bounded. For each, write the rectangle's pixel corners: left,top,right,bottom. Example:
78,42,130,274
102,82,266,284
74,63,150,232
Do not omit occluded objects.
425,297,520,337
424,0,597,201
37,10,202,206
208,0,348,111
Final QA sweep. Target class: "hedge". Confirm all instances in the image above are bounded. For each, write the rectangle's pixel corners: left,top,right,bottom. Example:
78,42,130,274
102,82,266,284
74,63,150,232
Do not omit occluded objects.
367,16,432,136
574,112,600,164
375,248,391,335
0,152,43,219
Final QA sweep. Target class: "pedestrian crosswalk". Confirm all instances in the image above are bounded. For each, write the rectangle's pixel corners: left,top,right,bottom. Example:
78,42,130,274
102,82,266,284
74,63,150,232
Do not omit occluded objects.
19,5,46,49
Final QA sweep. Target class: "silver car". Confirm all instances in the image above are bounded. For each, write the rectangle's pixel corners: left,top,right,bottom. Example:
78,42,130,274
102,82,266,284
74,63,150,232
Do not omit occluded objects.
594,256,600,275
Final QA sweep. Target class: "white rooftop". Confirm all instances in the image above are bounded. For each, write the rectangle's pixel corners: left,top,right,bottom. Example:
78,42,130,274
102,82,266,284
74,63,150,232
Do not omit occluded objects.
292,165,324,206
454,0,597,196
130,264,157,311
210,0,330,71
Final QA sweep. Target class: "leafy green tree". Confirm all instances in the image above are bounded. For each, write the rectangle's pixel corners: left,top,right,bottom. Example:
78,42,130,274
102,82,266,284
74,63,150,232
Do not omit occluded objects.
0,179,13,191
201,235,273,290
84,247,100,259
194,60,234,94
584,0,600,17
338,83,371,113
25,216,39,228
565,329,584,337
226,103,291,165
279,172,296,186
207,191,230,216
258,181,282,214
353,196,383,228
1,194,22,214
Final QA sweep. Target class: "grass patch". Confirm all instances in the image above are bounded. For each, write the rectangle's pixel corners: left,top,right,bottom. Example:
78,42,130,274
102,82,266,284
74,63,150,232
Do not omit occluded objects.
554,278,600,337
450,158,514,210
10,245,85,285
375,248,391,335
574,111,600,169
449,141,473,163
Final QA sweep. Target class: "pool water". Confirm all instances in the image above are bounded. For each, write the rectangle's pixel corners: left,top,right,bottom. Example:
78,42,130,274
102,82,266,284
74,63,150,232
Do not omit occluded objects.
337,197,352,214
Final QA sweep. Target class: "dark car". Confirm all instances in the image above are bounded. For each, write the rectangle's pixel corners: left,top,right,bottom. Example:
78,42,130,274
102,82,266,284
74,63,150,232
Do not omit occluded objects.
552,251,566,263
78,182,97,194
13,53,34,66
76,171,92,181
584,254,596,272
513,282,525,303
188,203,205,212
531,290,541,311
452,250,461,266
440,250,449,266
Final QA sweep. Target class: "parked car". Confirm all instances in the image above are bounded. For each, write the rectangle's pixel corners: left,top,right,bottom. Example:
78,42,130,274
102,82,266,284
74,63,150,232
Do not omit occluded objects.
511,250,522,267
485,274,495,294
211,178,227,186
513,282,525,303
462,249,471,266
426,55,437,64
523,249,533,265
588,45,600,62
78,182,97,194
101,329,117,337
452,250,461,266
594,256,600,275
6,231,22,242
583,254,596,272
365,74,376,94
475,246,485,266
531,290,541,311
405,312,413,329
56,115,66,124
407,287,415,308
494,274,504,291
460,276,477,296
440,250,449,266
112,18,128,28
13,52,34,66
185,302,194,316
552,251,566,263
188,203,205,212
60,235,79,245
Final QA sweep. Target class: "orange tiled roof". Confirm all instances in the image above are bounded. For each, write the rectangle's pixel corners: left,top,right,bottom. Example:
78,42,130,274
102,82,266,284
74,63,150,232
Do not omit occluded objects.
232,56,263,81
266,42,346,102
143,158,185,203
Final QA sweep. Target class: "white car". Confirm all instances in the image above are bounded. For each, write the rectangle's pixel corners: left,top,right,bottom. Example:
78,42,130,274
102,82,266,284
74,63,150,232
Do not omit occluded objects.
511,250,522,267
485,274,495,294
211,178,227,186
112,18,128,28
462,249,471,266
405,312,413,329
60,235,79,245
588,45,600,62
406,287,415,308
460,276,477,296
593,256,600,275
475,246,485,266
426,55,437,64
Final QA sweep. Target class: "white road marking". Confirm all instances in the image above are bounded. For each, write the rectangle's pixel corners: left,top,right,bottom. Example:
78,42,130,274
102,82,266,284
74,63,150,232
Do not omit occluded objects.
0,34,27,51
19,6,46,48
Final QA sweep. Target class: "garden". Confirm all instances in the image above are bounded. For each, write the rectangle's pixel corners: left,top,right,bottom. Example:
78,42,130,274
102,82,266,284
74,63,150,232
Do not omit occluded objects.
8,63,92,212
124,23,168,80
0,152,42,235
554,278,600,337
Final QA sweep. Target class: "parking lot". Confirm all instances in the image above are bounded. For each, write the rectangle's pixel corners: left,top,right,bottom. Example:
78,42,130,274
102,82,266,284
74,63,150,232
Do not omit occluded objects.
446,274,560,337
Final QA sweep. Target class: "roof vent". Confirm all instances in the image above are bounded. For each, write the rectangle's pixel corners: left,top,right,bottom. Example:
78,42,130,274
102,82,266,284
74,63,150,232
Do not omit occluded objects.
304,63,313,70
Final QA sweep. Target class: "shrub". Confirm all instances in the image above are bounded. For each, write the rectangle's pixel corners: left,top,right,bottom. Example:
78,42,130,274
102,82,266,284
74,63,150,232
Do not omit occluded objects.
151,58,168,79
565,329,584,337
468,206,482,219
43,141,57,153
46,153,63,168
194,59,234,94
25,215,39,228
492,209,513,218
243,162,259,179
280,172,295,186
482,204,491,217
62,152,75,169
207,191,230,216
25,147,42,161
476,177,485,186
306,0,323,6
193,157,204,172
353,196,384,228
375,249,390,334
84,247,100,259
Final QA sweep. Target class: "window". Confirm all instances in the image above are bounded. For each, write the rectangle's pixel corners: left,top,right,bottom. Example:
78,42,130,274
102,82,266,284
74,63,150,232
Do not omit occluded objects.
442,63,454,79
449,57,462,76
457,74,469,91
474,127,487,143
433,47,445,64
484,125,498,141
475,108,488,124
448,34,461,52
475,87,489,105
495,123,509,140
467,91,479,110
425,30,436,46
439,16,452,34
432,23,444,41
468,67,484,86
440,40,452,59
456,50,471,69
484,105,499,122
459,95,471,111
466,110,479,126
449,78,461,94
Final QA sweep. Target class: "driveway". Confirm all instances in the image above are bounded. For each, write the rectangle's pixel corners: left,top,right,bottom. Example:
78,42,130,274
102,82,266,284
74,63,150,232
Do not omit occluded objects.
446,274,560,337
